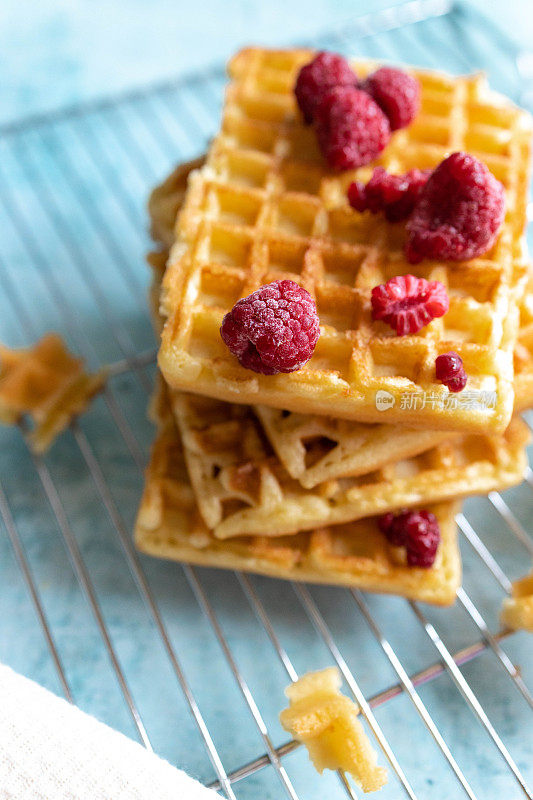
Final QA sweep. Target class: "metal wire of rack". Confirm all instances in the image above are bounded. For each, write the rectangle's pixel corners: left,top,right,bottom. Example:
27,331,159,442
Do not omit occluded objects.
0,1,532,797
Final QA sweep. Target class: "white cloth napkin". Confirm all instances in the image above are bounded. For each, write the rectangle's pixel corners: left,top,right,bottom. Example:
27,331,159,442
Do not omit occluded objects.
0,663,221,800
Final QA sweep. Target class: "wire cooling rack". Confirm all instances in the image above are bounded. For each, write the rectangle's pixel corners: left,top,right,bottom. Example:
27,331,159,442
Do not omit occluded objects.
0,1,532,797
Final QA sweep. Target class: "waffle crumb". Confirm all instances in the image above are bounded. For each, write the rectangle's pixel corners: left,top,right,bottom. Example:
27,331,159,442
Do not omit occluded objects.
279,667,387,792
0,334,106,453
500,572,533,632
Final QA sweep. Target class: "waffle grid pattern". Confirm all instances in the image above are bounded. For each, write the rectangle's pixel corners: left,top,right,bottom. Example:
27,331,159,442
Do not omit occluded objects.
159,50,532,432
0,334,106,454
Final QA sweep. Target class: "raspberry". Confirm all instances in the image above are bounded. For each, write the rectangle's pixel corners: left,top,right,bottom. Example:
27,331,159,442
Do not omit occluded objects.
314,86,390,171
378,512,404,546
371,274,449,335
348,167,430,222
405,152,505,263
294,51,358,124
363,67,420,131
378,509,440,568
220,280,320,375
435,352,467,392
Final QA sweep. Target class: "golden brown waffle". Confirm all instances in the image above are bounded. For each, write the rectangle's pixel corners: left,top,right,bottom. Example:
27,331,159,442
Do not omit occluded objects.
148,158,533,425
0,334,106,454
148,162,533,490
279,667,387,792
500,572,533,632
150,254,452,489
134,380,461,605
169,389,528,539
257,355,533,487
158,49,532,433
255,277,533,486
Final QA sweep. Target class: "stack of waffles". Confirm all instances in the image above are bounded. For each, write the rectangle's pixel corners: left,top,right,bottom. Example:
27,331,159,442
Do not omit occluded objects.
135,48,533,606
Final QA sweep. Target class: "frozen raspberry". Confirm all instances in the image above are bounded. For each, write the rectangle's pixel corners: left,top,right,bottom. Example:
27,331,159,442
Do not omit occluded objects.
362,67,420,131
378,509,440,568
406,152,505,263
371,274,449,335
378,512,404,546
220,280,320,375
348,167,431,222
314,86,390,171
435,352,467,392
294,51,358,124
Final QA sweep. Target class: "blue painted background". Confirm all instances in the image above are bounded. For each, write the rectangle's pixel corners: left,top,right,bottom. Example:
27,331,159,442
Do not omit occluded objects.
1,0,533,126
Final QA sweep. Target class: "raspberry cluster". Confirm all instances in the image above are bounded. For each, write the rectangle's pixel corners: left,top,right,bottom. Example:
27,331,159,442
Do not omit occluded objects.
294,52,420,170
220,279,320,375
349,152,505,267
379,510,441,568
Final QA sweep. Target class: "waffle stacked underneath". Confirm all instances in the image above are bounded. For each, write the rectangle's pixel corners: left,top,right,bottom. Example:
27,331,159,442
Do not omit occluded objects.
135,49,533,607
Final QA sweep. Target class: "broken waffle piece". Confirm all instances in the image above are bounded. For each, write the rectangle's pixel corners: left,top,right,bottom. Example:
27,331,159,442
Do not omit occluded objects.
0,334,106,453
279,667,387,792
500,572,533,632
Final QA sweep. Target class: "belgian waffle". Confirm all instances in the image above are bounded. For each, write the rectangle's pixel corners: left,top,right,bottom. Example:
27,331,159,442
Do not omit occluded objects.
134,379,461,605
148,163,533,490
158,49,532,433
169,388,528,539
280,667,387,792
0,334,106,453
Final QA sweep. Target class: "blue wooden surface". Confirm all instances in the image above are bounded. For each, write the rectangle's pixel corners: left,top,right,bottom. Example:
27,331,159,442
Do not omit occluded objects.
1,0,533,126
0,2,532,798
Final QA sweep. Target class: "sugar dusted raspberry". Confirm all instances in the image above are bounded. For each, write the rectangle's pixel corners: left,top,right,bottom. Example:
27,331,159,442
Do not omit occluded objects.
435,352,467,392
294,51,358,124
348,167,431,222
406,152,505,263
378,509,440,568
220,280,320,375
403,511,441,567
371,274,449,335
363,67,420,131
314,86,390,171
